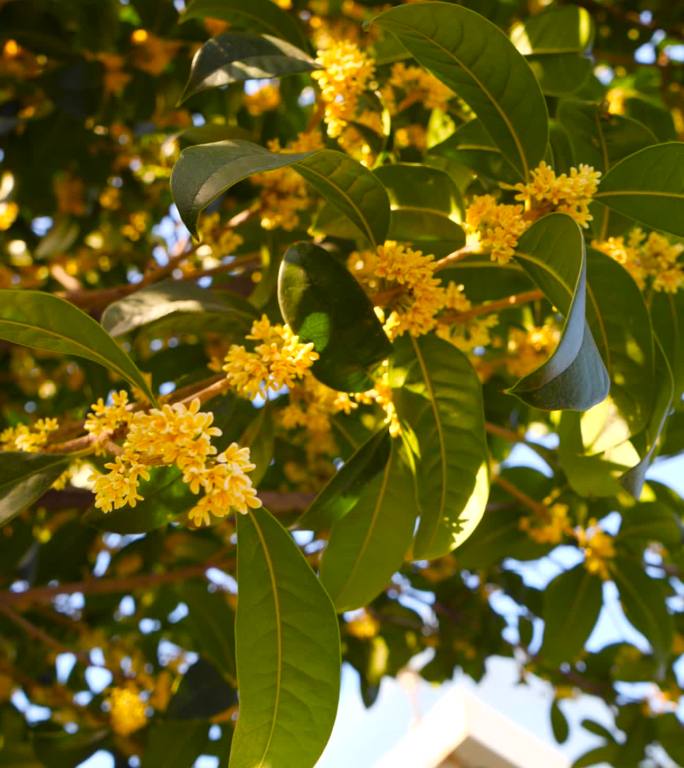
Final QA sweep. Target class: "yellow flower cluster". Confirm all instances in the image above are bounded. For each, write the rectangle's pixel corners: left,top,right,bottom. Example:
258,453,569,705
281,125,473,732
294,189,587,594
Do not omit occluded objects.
381,62,453,115
575,519,616,580
394,124,428,151
435,282,499,354
108,685,148,736
506,323,560,377
311,41,375,138
513,161,601,228
253,131,323,230
593,228,684,293
243,83,281,116
1,417,59,452
223,315,319,400
84,390,131,447
90,398,260,526
372,241,447,338
519,503,571,545
465,163,601,263
337,109,384,167
465,195,528,264
196,212,244,257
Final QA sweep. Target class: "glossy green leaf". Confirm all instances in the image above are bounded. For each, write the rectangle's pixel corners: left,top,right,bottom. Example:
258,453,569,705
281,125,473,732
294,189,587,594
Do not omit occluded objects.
143,721,209,768
0,290,156,402
525,54,592,97
510,6,594,55
550,699,570,745
171,140,390,244
0,453,70,528
396,335,489,560
320,441,418,611
510,213,610,410
374,164,465,254
278,241,392,391
182,0,309,50
181,33,316,102
298,429,391,530
101,280,256,337
239,406,274,486
373,2,548,180
541,564,603,665
651,289,684,398
594,142,684,237
612,557,673,668
232,506,340,768
177,583,236,682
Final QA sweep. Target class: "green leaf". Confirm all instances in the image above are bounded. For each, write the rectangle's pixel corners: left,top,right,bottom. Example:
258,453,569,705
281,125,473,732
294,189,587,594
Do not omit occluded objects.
525,54,592,98
298,429,391,531
142,720,209,768
177,583,236,682
510,5,594,55
0,290,156,403
320,441,418,611
541,563,603,665
396,335,489,560
239,405,274,485
651,289,684,398
182,0,309,50
181,33,316,102
612,556,673,668
594,142,684,237
32,725,107,768
101,280,257,337
572,746,620,768
617,503,682,549
0,453,70,528
550,699,570,744
84,467,192,533
171,140,390,244
374,164,465,255
373,2,548,180
510,213,610,410
166,658,237,720
278,241,392,391
620,341,674,497
232,506,340,768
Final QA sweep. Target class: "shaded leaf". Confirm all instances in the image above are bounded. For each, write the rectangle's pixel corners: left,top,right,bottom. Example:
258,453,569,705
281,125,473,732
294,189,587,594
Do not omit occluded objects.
166,658,237,720
142,720,209,768
0,453,70,528
171,140,390,244
181,33,316,102
550,699,570,744
617,503,682,549
373,2,548,180
232,506,340,768
298,429,391,531
510,213,610,410
396,335,489,560
278,241,392,391
320,441,418,611
541,564,603,665
0,290,156,402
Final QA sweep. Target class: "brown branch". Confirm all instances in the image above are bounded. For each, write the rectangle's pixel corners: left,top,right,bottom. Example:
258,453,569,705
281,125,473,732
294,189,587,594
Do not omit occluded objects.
494,475,547,517
434,246,474,271
485,421,524,443
0,603,83,658
440,289,544,324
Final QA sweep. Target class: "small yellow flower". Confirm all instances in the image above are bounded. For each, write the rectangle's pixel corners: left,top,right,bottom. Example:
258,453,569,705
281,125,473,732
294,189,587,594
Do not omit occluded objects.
506,323,560,377
575,518,615,580
244,83,281,116
84,390,132,443
1,417,59,453
381,62,452,115
109,685,147,736
465,194,527,264
0,201,19,230
519,503,571,545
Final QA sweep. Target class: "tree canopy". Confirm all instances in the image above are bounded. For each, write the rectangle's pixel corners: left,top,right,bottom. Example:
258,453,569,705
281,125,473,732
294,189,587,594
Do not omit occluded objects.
0,0,683,766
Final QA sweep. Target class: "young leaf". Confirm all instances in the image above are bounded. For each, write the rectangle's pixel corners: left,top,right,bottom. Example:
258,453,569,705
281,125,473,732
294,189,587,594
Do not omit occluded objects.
594,142,684,236
171,140,390,245
232,506,340,768
396,335,490,560
541,563,603,665
0,453,70,527
510,213,610,410
298,429,391,531
373,2,548,180
612,557,673,668
0,290,156,403
278,242,392,391
181,0,309,50
320,442,418,612
101,280,256,338
181,33,317,102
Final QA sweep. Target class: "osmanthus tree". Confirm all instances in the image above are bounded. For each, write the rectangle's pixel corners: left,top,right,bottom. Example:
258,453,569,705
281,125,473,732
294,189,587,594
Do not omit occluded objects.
0,0,683,765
